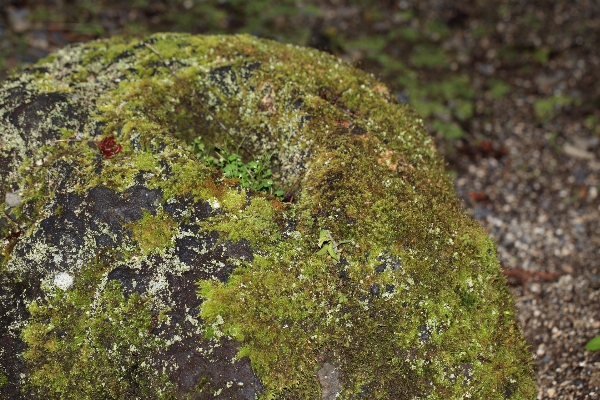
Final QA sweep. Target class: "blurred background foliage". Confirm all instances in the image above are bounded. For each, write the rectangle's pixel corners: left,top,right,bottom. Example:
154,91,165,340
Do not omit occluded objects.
1,0,599,145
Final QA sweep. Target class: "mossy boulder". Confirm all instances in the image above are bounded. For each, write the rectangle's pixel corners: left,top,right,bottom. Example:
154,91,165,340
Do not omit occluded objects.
0,33,535,399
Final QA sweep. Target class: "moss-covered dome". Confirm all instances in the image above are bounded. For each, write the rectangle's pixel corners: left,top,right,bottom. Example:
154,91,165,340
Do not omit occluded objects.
0,33,534,399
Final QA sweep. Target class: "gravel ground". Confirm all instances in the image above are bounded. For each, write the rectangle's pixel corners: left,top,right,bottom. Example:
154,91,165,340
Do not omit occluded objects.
452,94,600,399
1,1,599,398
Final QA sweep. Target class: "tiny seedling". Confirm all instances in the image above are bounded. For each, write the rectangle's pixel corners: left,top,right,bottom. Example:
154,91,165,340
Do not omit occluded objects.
585,335,600,351
190,137,284,198
316,229,351,261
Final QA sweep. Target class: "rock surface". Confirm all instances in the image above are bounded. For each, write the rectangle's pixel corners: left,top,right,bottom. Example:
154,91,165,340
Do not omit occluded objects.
0,33,535,398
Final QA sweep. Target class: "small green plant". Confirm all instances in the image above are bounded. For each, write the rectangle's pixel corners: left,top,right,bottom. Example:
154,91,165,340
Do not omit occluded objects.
315,229,351,261
585,335,600,351
432,120,466,140
409,44,449,69
190,137,284,198
487,79,512,99
534,95,578,123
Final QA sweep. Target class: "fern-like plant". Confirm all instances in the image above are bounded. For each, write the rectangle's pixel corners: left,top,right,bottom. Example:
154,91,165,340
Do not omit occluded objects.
190,137,284,198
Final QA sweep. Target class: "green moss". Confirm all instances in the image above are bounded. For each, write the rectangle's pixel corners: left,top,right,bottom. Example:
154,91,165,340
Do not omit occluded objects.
35,53,57,65
198,216,531,398
158,157,218,202
80,37,141,66
126,208,177,255
204,196,281,247
70,67,89,83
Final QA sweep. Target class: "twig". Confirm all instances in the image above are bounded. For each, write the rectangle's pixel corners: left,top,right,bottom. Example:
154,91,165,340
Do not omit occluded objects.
283,176,301,202
52,138,86,143
502,268,562,286
2,209,19,227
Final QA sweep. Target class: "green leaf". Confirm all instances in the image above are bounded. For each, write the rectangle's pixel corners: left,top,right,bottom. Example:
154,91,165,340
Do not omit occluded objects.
327,245,339,261
318,230,332,247
204,326,215,339
316,246,329,256
585,335,600,351
222,164,238,176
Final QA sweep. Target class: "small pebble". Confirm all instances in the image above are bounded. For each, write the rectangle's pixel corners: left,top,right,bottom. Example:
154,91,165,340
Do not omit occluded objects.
5,192,22,207
370,283,380,296
530,282,541,294
563,143,595,160
536,343,546,357
7,7,31,33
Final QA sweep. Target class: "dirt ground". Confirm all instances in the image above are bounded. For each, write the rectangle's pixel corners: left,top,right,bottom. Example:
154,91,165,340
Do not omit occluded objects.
1,1,599,398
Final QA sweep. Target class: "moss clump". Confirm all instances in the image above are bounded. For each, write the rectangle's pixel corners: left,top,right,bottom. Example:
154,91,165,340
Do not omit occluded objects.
205,196,281,248
126,208,177,255
0,33,535,399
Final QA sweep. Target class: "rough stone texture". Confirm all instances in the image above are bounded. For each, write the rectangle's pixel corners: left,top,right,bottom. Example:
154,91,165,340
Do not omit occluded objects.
0,33,535,398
